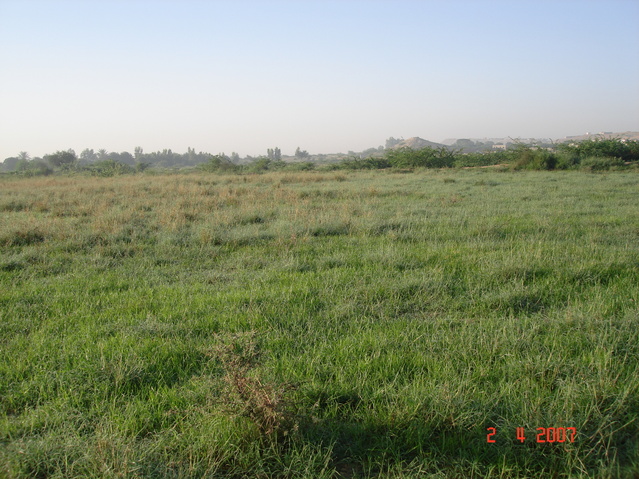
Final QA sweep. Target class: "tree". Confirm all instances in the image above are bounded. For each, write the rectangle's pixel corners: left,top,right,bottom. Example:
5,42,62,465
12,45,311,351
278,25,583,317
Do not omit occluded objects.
80,149,97,163
2,157,20,172
294,147,309,159
15,158,29,172
187,147,196,164
45,149,77,168
118,151,135,165
134,146,144,160
267,147,282,161
18,151,30,161
385,137,402,149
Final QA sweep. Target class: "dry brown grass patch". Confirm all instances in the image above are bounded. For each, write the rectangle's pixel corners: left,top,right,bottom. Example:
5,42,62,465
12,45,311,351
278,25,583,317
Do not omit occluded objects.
211,333,298,439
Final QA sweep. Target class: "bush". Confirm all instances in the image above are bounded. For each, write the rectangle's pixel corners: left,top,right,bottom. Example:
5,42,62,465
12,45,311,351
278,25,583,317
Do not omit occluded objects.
626,140,639,161
555,152,581,170
557,138,639,163
339,157,391,170
135,162,151,173
17,160,53,176
87,160,134,176
511,147,558,170
285,161,315,171
241,158,287,174
454,151,511,168
579,156,625,171
200,154,239,173
385,146,456,169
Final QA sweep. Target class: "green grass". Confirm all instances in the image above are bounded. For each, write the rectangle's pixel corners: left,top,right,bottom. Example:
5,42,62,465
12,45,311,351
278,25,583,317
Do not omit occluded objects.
1,169,638,477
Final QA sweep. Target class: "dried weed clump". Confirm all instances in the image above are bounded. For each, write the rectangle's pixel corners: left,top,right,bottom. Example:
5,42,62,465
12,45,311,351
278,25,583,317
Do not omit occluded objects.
212,333,298,440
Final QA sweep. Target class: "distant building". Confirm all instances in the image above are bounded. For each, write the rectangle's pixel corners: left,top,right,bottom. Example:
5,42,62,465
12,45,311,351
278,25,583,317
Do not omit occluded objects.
492,144,506,150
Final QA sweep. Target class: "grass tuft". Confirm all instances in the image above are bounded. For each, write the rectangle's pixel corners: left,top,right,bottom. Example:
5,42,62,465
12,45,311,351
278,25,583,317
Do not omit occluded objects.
212,332,298,440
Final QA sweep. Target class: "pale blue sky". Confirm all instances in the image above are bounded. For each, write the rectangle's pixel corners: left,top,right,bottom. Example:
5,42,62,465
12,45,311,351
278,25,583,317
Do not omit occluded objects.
1,0,638,159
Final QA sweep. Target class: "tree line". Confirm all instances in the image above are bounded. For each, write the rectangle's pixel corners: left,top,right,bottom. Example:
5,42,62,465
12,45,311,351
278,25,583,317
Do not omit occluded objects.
0,145,315,176
2,138,638,176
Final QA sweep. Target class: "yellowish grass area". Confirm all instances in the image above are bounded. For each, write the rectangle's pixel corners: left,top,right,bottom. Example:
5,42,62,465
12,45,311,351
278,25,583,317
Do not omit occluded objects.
0,172,369,249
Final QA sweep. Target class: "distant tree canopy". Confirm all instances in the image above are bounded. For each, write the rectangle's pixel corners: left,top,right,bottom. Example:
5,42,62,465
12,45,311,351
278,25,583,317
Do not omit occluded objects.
385,137,403,149
2,157,20,171
4,157,53,176
44,149,77,168
294,147,310,159
200,154,238,173
80,149,97,162
267,147,282,161
453,139,475,149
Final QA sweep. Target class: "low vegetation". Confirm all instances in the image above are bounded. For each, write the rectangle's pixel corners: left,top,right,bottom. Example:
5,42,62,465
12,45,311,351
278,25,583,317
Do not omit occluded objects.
2,137,638,177
1,168,638,477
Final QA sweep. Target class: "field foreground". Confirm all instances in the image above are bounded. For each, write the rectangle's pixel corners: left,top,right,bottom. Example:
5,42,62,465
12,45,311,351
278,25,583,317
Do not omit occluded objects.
1,169,638,478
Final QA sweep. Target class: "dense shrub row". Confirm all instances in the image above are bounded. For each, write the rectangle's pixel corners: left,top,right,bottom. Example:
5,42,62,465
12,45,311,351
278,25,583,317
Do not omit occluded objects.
509,139,638,171
331,138,638,172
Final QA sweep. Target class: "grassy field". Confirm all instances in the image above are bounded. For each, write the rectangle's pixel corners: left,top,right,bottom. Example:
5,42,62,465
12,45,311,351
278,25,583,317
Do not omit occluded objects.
1,168,638,478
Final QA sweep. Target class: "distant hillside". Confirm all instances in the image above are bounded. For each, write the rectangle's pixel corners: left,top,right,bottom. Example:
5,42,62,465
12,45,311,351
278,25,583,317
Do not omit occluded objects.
441,131,639,146
391,137,446,150
555,131,639,143
441,137,550,146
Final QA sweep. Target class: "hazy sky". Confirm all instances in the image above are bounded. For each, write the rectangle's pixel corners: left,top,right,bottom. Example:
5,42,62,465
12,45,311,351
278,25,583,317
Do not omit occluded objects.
1,0,638,159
